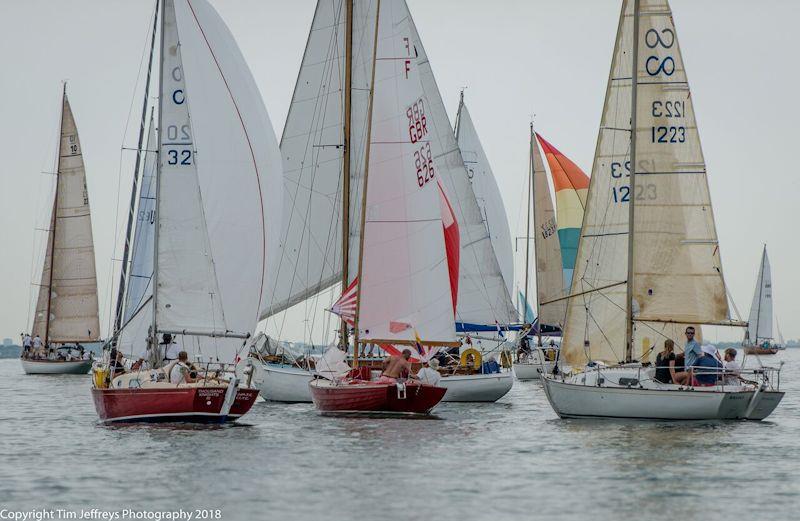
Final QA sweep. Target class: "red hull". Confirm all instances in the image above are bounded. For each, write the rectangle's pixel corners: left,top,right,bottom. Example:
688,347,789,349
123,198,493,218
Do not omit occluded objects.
309,379,445,414
91,386,259,423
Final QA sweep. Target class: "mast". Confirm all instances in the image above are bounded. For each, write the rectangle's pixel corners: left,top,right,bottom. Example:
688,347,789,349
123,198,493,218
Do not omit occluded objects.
524,125,535,343
340,0,353,351
454,89,464,139
624,0,640,363
151,0,165,348
352,0,381,368
114,0,160,334
44,83,67,348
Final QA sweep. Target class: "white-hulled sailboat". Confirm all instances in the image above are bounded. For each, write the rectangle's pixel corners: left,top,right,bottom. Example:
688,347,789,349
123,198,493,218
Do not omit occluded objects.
743,246,780,355
22,86,100,375
540,0,784,420
92,0,282,423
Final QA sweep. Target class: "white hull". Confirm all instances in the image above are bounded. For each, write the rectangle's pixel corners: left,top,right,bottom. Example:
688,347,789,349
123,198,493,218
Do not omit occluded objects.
440,372,513,402
513,361,554,380
21,359,92,375
541,366,783,420
246,362,313,403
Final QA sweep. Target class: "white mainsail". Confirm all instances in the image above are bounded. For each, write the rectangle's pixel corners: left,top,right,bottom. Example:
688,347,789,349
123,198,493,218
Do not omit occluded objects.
454,98,515,313
746,246,772,343
32,92,101,343
530,130,566,327
116,0,282,361
356,0,456,344
561,0,727,367
407,6,517,327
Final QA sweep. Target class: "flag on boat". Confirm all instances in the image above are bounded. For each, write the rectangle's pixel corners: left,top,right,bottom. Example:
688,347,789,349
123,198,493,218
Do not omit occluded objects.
535,133,589,291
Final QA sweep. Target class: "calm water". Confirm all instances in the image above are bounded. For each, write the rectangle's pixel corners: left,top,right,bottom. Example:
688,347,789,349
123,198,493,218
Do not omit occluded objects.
1,351,798,521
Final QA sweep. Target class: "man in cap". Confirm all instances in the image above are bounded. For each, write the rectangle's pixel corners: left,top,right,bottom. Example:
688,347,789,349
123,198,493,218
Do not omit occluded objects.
416,358,442,386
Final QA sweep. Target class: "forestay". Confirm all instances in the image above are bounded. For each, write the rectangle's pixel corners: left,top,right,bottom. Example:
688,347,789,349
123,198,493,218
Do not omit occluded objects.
746,247,772,343
407,5,517,327
356,0,456,344
32,94,101,343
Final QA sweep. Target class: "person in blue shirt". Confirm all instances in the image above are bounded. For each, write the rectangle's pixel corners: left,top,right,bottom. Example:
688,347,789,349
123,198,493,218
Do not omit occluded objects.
672,326,701,385
693,345,723,386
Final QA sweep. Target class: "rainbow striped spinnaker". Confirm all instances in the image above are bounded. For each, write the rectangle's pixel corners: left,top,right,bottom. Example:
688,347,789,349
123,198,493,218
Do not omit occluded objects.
535,133,589,292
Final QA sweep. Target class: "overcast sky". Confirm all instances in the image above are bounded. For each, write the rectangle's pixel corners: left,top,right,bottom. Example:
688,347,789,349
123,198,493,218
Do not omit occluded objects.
1,0,798,344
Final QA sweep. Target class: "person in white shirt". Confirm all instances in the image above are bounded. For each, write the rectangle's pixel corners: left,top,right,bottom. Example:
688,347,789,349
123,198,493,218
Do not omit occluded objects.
32,335,43,351
416,358,442,386
722,348,742,386
170,351,196,385
161,333,180,362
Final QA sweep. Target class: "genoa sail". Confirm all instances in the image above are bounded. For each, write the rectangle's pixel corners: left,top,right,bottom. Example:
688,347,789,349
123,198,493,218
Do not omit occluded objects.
746,246,772,344
454,97,516,321
32,92,101,344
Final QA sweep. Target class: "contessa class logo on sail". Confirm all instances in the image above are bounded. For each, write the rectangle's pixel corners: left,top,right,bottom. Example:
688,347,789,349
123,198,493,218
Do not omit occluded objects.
0,510,207,521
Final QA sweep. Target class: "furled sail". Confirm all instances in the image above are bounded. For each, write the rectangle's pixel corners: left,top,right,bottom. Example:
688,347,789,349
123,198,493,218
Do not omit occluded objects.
356,0,456,345
530,131,566,327
131,0,282,361
407,5,517,327
746,246,772,343
32,93,101,343
454,99,515,306
535,133,589,293
561,0,726,367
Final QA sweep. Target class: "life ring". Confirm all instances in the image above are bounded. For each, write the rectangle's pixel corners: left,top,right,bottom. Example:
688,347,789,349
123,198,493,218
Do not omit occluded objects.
459,348,482,369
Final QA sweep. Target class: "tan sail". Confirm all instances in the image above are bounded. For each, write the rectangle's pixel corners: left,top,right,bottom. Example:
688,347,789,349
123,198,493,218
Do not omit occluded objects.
530,131,565,327
560,0,633,367
631,0,729,325
32,92,100,343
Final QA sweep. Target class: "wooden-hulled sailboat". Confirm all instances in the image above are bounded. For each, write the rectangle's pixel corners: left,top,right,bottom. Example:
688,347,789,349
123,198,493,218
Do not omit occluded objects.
540,0,784,420
252,0,517,404
743,246,779,355
22,86,100,375
513,128,590,380
310,0,464,414
92,0,282,422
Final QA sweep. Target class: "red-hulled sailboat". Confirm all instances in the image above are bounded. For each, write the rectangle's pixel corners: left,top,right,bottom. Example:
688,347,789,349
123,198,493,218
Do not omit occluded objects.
308,0,462,414
92,0,282,423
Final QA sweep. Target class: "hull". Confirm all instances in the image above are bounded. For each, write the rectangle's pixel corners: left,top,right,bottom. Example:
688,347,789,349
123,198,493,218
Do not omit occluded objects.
439,372,513,402
743,347,779,355
21,359,92,375
541,377,756,420
513,361,554,381
92,386,259,423
254,363,313,403
309,379,445,414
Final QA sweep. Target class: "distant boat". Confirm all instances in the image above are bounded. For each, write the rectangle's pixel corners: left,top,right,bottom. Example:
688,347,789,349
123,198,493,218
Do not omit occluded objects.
512,128,589,380
92,0,282,423
540,0,783,420
743,246,780,355
22,85,99,376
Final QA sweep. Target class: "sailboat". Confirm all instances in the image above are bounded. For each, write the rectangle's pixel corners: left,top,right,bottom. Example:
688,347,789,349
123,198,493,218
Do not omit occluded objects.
743,246,779,355
251,0,517,405
22,86,100,375
92,0,282,422
540,0,784,420
514,129,589,380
